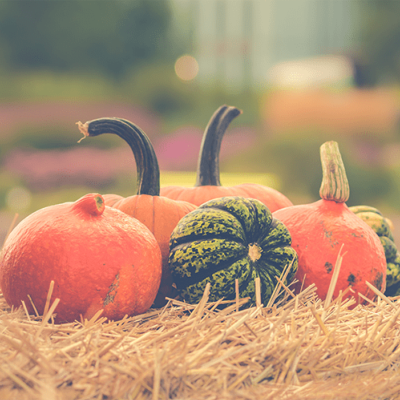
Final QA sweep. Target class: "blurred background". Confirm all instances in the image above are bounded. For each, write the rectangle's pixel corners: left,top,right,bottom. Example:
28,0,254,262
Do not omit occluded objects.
2,0,400,244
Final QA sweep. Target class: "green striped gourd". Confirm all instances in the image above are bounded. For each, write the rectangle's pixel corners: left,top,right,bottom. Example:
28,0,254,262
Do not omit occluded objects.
349,205,400,296
168,196,298,305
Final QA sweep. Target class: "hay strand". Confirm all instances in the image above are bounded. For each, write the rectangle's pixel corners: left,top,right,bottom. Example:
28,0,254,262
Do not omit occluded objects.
324,244,345,309
42,280,55,319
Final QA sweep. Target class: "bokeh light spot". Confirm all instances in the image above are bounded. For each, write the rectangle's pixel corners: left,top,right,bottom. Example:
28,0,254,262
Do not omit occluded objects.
174,55,199,81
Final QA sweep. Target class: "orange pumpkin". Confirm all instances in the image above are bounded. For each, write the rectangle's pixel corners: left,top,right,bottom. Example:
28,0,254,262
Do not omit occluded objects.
160,105,293,212
77,118,196,307
273,141,387,306
0,193,162,323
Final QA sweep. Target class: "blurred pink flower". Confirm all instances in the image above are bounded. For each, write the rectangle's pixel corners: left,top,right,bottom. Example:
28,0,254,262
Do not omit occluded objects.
155,126,203,170
0,101,161,140
3,124,257,189
155,125,257,170
4,147,134,189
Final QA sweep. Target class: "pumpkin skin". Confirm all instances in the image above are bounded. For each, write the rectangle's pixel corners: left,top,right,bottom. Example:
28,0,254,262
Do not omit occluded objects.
273,141,387,305
349,205,400,296
160,105,293,212
168,196,298,305
0,193,162,323
77,118,196,307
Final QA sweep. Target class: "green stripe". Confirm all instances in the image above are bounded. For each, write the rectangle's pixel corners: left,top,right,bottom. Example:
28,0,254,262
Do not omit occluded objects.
349,205,382,216
170,208,246,247
249,198,273,238
386,251,400,288
380,236,397,262
259,219,292,249
198,196,273,242
180,258,252,303
169,239,246,282
257,268,277,304
239,268,260,303
356,211,394,241
259,247,298,285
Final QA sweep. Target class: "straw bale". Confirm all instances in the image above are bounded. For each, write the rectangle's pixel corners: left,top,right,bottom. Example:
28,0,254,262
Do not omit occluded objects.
1,276,400,400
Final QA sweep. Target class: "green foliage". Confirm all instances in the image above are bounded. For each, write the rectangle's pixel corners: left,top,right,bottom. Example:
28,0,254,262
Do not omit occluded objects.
125,64,198,116
7,126,82,151
0,171,23,209
358,0,400,85
222,131,395,207
0,71,119,102
340,153,393,207
0,0,173,79
0,124,123,166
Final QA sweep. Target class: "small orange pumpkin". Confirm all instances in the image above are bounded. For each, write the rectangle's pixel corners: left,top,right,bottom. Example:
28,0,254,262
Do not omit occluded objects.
273,141,387,305
77,118,196,306
0,193,162,323
160,105,293,212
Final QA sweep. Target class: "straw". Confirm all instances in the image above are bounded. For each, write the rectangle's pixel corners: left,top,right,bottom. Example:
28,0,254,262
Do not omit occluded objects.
42,280,55,319
0,267,400,399
324,244,345,310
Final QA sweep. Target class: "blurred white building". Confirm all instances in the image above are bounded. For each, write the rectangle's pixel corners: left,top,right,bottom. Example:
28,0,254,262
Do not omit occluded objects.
171,0,361,91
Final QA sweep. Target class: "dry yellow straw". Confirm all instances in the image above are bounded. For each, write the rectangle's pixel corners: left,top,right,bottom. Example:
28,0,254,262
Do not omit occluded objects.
27,294,40,317
235,279,239,313
324,244,345,309
365,280,396,309
255,277,262,308
42,280,55,318
266,259,294,308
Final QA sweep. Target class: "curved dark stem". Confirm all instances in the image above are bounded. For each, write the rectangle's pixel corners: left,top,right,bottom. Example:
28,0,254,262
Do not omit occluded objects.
195,105,242,187
83,117,160,196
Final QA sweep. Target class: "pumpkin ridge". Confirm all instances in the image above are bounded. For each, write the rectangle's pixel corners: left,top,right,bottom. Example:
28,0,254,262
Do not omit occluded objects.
169,238,248,288
203,205,253,241
170,231,246,249
170,207,247,248
173,254,249,290
198,197,273,244
171,239,297,298
181,257,254,303
203,204,255,241
248,198,265,241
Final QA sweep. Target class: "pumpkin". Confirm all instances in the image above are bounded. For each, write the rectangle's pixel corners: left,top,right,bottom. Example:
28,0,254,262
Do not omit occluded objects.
385,253,400,297
349,205,400,297
77,118,196,307
0,193,162,323
168,196,298,305
160,105,293,212
273,141,387,305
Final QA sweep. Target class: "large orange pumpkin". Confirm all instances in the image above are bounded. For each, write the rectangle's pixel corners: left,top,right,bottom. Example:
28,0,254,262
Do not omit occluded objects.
0,193,162,323
77,118,196,306
273,141,387,306
160,105,293,212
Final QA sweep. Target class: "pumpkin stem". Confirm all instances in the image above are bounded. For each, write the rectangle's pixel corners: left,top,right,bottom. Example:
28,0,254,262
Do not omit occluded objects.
77,118,160,196
319,141,349,203
195,105,242,187
72,193,105,216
